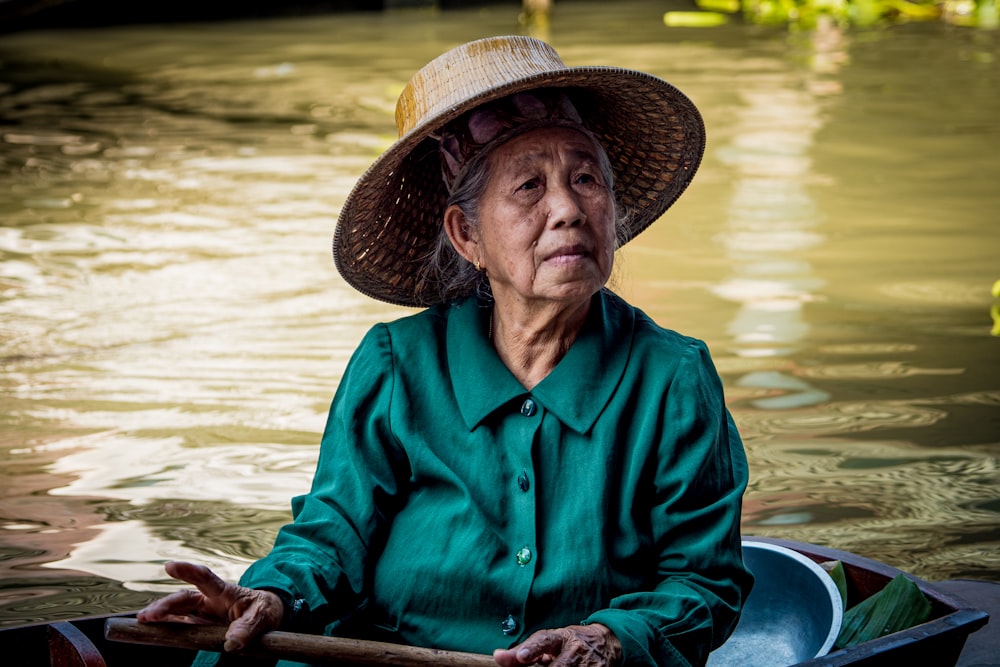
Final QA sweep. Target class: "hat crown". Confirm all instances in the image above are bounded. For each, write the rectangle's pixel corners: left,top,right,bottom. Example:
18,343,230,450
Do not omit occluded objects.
395,36,568,138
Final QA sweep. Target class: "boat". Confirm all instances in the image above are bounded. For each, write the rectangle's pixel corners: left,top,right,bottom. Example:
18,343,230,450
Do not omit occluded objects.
0,537,990,667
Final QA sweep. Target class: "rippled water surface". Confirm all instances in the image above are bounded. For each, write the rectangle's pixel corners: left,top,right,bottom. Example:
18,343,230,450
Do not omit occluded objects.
1,1,998,626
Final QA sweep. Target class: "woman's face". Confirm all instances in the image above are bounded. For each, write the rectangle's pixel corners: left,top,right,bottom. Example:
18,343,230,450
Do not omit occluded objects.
473,126,616,308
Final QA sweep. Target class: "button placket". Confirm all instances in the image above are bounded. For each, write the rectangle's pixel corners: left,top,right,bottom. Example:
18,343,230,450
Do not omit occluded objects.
514,397,538,572
501,395,540,642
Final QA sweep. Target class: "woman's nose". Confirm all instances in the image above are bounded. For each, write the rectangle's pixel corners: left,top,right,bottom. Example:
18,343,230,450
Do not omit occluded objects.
546,183,586,228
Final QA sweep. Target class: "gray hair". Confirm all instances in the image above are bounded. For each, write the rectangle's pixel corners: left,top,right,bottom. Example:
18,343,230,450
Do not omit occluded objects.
420,133,629,304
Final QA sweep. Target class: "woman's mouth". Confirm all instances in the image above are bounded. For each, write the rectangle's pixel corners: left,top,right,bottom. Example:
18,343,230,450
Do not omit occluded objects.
545,244,591,264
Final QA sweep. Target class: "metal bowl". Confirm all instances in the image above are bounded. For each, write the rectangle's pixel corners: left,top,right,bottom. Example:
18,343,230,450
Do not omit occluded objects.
707,539,844,666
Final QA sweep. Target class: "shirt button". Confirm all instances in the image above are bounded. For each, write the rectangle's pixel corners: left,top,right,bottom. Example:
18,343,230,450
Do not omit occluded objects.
520,398,536,417
501,614,519,636
517,470,530,492
516,546,532,566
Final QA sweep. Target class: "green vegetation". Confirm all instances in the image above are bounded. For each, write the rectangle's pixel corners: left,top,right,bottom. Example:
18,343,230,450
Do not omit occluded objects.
822,560,934,650
835,573,933,648
664,0,999,27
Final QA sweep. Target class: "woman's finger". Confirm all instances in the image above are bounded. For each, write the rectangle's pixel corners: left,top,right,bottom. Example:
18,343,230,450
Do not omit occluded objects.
144,612,220,626
136,589,208,623
549,625,620,667
498,630,564,666
224,613,262,651
137,562,236,625
498,626,620,667
163,561,229,600
222,591,283,652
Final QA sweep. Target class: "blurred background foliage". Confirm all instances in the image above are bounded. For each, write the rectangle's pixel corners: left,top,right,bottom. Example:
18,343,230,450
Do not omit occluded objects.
668,0,999,28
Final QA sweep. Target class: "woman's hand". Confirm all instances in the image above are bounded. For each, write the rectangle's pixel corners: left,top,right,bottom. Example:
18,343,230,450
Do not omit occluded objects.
493,624,622,667
136,561,284,652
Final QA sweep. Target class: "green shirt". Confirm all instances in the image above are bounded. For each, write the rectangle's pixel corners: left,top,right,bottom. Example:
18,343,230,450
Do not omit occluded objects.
238,291,751,667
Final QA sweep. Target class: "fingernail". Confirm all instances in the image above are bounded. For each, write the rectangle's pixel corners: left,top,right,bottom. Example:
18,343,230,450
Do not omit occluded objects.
223,639,243,652
517,648,532,661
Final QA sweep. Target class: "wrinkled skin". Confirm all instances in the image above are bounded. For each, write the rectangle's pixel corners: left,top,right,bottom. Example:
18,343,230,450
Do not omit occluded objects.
136,561,282,652
461,126,616,310
444,126,617,390
494,624,622,667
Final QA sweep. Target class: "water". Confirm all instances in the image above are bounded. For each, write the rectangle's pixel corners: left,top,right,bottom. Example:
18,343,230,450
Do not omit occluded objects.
1,1,998,627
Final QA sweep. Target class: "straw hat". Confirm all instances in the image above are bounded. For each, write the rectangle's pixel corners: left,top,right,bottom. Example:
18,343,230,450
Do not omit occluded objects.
333,35,705,307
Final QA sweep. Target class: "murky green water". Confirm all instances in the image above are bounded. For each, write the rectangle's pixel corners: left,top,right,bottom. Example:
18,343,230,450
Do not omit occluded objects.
1,1,998,627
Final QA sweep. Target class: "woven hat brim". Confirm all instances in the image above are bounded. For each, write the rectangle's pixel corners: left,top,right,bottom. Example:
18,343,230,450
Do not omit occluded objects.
334,66,705,308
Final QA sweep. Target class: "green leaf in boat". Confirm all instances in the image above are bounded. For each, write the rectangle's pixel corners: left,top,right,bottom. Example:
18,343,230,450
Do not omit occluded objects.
820,560,848,611
834,573,933,649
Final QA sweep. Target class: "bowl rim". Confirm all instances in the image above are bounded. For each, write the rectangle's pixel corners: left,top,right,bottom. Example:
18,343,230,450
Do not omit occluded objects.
741,538,845,658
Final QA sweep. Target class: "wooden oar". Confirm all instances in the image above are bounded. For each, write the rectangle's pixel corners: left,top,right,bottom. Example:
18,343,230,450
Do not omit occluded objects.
105,617,498,667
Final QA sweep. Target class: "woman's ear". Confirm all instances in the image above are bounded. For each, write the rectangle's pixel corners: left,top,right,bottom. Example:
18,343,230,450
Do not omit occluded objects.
443,205,479,265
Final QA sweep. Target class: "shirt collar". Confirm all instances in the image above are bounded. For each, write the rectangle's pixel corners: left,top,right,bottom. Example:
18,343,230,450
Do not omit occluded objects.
447,291,634,434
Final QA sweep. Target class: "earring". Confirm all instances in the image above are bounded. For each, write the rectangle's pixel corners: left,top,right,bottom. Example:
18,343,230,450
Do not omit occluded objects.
475,260,481,272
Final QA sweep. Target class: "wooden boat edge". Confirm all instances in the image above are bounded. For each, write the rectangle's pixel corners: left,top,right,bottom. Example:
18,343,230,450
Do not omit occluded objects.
1,538,991,666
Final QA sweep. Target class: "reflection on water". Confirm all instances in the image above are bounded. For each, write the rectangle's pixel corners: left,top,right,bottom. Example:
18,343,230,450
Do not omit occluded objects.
1,2,998,626
710,25,835,357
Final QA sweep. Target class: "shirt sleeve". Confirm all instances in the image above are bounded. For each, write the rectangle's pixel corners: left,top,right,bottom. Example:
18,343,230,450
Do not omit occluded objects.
239,323,407,631
583,340,752,667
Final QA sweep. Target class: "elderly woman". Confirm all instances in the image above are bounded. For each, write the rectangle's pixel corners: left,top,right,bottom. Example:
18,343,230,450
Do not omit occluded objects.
138,36,752,667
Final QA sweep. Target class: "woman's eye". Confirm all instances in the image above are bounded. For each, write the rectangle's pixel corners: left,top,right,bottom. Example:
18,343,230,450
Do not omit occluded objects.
576,172,597,185
517,179,539,191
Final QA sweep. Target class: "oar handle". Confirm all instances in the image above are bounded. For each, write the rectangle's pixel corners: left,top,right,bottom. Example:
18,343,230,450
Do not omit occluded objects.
104,617,498,667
